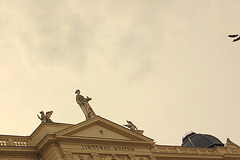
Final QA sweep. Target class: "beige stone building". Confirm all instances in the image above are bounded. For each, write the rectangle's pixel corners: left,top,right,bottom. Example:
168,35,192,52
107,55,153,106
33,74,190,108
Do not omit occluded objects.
0,116,240,160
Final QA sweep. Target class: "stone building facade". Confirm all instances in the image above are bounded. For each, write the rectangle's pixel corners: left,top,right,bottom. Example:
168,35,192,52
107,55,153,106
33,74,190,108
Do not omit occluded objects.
0,116,240,160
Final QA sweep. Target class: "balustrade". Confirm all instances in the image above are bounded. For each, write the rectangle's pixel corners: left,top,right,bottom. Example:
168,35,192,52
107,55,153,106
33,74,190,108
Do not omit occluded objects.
0,135,30,147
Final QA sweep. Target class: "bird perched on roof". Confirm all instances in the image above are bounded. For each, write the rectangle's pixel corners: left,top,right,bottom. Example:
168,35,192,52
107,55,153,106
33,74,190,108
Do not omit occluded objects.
228,34,240,42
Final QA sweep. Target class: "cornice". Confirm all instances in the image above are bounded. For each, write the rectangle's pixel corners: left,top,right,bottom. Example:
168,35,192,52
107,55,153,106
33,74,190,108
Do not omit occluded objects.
0,145,37,156
55,135,155,146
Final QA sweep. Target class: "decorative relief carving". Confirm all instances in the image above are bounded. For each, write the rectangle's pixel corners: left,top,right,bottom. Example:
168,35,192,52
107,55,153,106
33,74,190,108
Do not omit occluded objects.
88,154,131,160
117,155,130,160
231,150,240,154
102,154,123,160
99,154,107,160
99,155,111,160
140,157,149,160
91,152,100,160
73,154,92,160
128,154,137,160
134,156,150,160
63,151,73,160
73,154,154,160
148,155,155,160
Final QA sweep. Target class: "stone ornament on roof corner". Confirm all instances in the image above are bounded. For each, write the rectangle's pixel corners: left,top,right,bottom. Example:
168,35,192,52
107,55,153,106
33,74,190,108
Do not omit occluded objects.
123,120,144,135
226,138,240,148
37,110,53,123
75,89,96,120
124,120,138,131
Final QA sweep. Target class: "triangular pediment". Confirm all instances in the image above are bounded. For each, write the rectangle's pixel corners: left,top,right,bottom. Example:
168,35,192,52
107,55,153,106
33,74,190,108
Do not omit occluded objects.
226,138,240,149
55,116,154,142
66,124,133,140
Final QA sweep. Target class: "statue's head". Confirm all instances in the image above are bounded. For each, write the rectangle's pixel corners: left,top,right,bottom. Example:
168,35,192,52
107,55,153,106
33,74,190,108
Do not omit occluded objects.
40,111,44,114
75,89,80,94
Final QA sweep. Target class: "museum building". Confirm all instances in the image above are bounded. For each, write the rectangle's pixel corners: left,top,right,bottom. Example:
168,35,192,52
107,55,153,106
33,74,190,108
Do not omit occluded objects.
1,115,240,160
1,91,240,160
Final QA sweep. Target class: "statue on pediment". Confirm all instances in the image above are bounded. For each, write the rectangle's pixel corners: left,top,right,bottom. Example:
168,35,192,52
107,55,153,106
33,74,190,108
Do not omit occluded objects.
124,120,138,131
37,111,53,123
75,89,96,120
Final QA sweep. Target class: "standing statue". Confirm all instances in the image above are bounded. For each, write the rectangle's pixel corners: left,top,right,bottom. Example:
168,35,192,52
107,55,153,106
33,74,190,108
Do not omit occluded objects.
37,111,53,123
124,120,138,131
75,89,96,120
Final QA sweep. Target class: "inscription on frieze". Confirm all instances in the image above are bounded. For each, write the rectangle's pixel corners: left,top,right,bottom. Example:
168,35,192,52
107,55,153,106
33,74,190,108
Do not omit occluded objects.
82,145,135,151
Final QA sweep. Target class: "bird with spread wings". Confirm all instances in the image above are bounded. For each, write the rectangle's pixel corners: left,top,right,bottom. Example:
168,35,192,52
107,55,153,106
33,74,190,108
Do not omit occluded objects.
228,34,240,42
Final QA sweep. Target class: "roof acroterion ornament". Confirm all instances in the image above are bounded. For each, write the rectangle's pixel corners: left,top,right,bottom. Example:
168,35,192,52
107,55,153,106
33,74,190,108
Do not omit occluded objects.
75,89,96,120
124,120,138,131
37,111,53,123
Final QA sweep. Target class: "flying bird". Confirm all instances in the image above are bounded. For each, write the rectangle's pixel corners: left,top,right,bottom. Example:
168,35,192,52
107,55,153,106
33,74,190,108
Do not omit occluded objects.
228,34,238,38
233,36,240,42
228,34,240,42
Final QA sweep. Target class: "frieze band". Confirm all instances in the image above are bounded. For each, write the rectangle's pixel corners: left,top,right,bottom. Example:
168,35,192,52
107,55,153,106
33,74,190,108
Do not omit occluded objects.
81,145,135,151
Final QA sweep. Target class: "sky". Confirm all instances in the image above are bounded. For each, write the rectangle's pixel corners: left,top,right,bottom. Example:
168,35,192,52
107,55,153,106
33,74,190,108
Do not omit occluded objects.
0,0,240,146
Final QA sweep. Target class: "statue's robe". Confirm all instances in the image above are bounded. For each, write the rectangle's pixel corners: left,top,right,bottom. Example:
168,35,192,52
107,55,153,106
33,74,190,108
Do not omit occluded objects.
76,94,96,120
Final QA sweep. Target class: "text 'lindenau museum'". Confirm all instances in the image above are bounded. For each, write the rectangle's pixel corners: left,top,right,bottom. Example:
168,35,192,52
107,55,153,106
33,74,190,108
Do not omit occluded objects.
0,90,240,160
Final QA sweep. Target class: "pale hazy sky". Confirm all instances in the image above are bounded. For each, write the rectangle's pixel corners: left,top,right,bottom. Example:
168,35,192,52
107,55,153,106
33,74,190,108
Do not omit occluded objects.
1,0,240,146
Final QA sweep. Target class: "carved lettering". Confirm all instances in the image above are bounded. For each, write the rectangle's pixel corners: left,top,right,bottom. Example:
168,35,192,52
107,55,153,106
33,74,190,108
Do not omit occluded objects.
81,145,135,151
